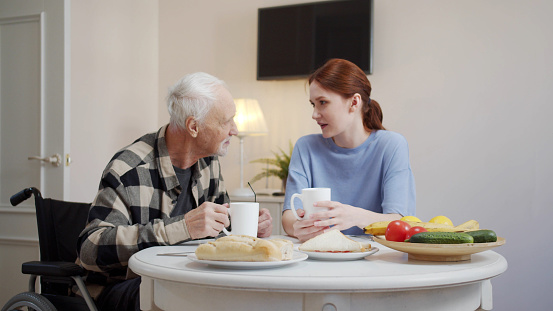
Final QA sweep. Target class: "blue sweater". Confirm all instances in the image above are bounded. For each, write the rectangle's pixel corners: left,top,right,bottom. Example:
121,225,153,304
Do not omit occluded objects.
283,130,416,235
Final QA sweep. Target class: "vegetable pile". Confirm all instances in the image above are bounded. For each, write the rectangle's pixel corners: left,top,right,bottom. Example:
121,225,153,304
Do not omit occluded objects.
374,216,497,244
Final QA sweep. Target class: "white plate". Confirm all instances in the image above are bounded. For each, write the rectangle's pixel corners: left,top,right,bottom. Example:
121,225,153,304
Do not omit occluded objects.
300,247,379,261
188,251,308,269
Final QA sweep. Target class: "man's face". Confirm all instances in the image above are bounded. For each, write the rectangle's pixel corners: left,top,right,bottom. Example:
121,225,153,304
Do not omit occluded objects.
197,86,238,157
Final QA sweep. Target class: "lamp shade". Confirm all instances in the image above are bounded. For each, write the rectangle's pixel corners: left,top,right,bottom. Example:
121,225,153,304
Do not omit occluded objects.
234,98,268,136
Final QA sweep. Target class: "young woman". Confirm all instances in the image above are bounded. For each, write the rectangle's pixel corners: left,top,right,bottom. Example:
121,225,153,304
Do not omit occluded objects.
282,59,416,242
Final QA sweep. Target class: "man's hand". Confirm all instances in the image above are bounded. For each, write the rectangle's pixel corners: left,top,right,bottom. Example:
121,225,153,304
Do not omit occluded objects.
257,208,273,238
184,202,230,240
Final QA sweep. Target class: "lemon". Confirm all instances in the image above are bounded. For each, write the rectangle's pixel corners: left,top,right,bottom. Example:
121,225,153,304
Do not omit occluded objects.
400,216,422,222
429,215,453,226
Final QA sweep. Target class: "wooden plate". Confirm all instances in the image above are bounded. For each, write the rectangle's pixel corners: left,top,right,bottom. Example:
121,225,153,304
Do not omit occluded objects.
373,236,506,262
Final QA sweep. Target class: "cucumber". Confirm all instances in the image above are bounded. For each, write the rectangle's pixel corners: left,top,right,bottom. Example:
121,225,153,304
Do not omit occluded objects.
465,230,497,243
409,232,474,244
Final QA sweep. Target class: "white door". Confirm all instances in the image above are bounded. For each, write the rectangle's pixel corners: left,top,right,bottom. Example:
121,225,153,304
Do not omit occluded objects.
0,0,69,304
0,0,69,205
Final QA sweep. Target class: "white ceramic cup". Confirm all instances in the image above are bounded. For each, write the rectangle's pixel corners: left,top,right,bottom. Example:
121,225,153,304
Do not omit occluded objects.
290,188,331,220
222,202,259,237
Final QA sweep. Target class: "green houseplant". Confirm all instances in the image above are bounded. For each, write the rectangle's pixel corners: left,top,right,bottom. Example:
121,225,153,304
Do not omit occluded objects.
249,141,293,192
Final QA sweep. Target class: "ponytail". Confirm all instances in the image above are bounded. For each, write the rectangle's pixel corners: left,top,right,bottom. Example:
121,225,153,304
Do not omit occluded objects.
363,98,385,131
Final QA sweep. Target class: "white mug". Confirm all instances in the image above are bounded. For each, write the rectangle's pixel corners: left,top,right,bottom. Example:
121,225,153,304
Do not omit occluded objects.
290,188,331,220
223,202,259,237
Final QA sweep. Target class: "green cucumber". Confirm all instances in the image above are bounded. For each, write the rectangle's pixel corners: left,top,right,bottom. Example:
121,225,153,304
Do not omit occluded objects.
465,230,497,243
409,232,474,244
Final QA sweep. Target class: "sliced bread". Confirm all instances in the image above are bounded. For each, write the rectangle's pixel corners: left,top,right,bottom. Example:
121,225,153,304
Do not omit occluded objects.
298,229,369,252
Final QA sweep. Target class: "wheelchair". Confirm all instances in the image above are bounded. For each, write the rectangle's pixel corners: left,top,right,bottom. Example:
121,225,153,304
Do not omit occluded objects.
1,187,98,311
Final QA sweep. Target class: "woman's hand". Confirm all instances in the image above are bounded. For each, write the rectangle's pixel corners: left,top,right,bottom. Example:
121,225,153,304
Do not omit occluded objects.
283,204,399,242
310,201,372,232
291,209,329,242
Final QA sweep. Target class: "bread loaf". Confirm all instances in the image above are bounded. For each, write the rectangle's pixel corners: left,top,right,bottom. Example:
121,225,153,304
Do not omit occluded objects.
195,235,293,262
299,229,370,253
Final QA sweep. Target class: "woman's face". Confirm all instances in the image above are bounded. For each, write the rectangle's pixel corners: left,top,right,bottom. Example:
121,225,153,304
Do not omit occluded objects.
309,81,356,139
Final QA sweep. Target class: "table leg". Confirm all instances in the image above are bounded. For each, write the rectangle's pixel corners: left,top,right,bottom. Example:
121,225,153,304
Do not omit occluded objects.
139,276,158,311
480,280,493,310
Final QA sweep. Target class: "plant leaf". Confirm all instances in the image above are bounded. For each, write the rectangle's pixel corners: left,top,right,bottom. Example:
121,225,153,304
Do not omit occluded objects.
248,140,294,183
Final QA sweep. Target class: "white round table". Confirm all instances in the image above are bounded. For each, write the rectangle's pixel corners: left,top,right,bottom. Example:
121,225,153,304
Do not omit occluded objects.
128,236,507,311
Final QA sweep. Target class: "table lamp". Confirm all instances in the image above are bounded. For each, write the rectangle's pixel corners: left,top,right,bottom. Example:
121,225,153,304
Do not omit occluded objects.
231,98,268,197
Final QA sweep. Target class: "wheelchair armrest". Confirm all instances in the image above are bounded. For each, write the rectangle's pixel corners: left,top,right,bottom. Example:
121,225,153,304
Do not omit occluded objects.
22,261,87,277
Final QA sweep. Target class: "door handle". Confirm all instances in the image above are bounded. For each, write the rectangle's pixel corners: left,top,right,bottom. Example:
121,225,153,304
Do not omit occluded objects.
28,154,62,167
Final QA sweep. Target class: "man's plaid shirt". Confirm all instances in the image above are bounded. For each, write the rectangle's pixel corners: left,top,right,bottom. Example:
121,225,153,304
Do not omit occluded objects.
77,124,229,281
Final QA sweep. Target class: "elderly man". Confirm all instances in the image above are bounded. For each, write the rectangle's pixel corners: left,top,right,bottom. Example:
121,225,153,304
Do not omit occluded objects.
77,72,273,311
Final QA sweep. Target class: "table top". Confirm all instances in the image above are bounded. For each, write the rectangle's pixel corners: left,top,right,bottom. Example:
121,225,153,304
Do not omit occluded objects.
128,235,507,293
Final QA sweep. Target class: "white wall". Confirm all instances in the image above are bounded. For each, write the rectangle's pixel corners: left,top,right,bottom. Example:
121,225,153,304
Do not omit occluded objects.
70,0,159,203
158,0,553,310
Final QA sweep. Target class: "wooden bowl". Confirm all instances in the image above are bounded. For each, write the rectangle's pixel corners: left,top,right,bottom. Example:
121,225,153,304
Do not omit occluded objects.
373,236,506,262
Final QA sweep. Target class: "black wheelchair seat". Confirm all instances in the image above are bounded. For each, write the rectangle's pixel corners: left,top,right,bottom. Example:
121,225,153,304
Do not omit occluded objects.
1,187,98,311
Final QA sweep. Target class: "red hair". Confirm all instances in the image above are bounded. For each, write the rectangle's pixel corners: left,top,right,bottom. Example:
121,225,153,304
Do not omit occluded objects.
308,59,385,131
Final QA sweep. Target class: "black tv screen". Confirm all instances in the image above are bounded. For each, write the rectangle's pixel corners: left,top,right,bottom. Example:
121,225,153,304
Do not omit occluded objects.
257,0,373,80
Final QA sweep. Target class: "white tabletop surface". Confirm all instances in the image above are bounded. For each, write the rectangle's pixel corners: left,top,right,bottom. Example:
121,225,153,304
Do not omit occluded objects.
129,235,507,293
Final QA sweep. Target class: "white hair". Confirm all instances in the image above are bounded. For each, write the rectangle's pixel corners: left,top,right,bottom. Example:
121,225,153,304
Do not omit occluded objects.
166,72,227,129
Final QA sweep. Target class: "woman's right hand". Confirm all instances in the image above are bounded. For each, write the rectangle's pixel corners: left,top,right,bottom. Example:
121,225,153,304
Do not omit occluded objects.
291,209,329,242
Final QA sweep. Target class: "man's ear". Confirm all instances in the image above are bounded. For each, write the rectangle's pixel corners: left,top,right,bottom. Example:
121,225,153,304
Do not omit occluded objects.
186,116,198,138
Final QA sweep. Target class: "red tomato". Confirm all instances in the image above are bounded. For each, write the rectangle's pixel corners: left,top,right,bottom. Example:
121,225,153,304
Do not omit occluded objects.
405,226,428,241
385,220,412,242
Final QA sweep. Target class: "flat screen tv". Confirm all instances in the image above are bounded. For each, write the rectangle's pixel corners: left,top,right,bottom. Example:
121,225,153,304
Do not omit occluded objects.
257,0,373,80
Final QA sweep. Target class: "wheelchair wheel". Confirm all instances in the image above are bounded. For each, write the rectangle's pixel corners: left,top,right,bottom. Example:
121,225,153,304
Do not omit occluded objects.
1,292,57,311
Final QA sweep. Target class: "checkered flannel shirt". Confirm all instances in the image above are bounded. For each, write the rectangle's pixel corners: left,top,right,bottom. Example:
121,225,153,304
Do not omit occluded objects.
77,124,229,281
